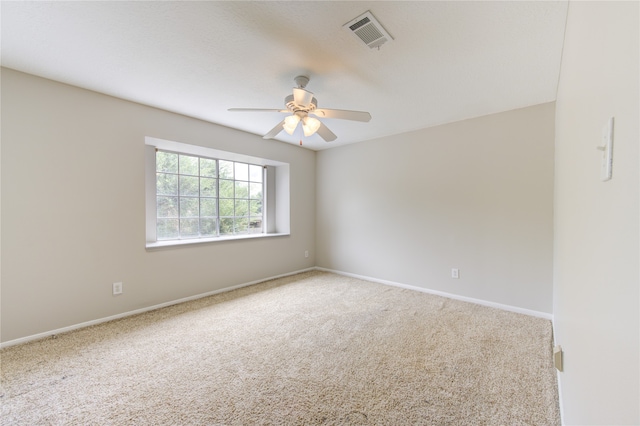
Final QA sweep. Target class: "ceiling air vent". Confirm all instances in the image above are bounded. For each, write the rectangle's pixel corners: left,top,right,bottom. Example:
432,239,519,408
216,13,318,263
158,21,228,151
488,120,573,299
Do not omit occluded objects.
343,11,393,50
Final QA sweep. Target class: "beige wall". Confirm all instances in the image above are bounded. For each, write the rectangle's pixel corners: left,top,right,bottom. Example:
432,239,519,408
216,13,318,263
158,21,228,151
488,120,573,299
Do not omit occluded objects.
316,103,555,314
554,2,639,424
1,69,316,343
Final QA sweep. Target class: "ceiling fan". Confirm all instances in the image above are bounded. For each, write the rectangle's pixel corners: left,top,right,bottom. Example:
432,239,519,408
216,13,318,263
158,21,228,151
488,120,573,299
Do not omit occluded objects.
228,75,371,143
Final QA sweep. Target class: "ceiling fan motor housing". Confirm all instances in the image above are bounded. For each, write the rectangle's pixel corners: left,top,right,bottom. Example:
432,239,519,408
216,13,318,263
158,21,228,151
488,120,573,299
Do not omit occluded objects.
285,94,317,114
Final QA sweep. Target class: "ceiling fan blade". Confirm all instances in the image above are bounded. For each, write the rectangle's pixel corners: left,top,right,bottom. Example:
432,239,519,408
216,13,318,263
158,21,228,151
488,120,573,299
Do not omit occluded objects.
316,122,337,142
313,108,371,122
228,108,288,113
262,120,286,139
293,88,314,107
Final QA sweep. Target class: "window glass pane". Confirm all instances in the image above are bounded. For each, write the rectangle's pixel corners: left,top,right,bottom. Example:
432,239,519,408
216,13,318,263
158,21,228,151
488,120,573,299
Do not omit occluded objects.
249,165,263,183
179,176,199,196
249,182,262,200
156,151,178,173
179,155,199,176
235,199,249,217
180,197,199,218
200,198,217,217
154,151,267,242
200,218,216,236
157,196,178,218
235,181,249,199
219,160,234,179
249,218,262,233
235,162,249,181
220,218,234,235
250,199,262,216
157,219,179,240
180,219,199,237
219,199,234,216
157,173,178,195
234,217,249,234
200,158,216,178
219,179,234,198
200,177,216,197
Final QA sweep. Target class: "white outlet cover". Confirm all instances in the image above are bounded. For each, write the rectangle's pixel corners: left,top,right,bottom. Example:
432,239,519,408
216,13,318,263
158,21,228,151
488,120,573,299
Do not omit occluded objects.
113,282,123,295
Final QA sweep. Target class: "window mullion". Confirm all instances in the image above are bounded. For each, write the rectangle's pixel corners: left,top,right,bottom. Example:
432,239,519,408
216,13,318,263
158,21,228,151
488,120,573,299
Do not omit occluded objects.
177,154,182,239
216,159,221,237
197,157,201,238
262,166,266,233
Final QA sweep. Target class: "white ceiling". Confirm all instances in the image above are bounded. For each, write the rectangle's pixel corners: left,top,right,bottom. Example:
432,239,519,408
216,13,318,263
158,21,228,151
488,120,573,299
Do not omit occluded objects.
1,1,568,151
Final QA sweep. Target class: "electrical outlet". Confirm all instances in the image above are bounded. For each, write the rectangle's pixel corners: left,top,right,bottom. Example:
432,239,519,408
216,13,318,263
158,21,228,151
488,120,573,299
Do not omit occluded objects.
305,250,309,258
451,268,459,279
112,282,123,295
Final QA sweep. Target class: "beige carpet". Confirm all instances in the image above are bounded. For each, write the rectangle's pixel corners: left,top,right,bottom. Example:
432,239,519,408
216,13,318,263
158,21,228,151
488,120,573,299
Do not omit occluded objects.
1,271,560,425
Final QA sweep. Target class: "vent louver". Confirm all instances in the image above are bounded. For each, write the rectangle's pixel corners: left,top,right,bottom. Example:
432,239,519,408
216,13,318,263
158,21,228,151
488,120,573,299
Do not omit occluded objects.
343,11,393,50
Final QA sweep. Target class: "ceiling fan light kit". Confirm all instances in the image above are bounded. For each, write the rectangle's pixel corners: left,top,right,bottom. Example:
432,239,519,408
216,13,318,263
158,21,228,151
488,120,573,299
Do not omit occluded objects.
283,115,301,135
229,75,371,143
302,116,321,137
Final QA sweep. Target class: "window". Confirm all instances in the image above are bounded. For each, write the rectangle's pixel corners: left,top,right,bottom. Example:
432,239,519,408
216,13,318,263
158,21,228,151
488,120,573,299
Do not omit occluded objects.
145,137,290,248
155,151,264,240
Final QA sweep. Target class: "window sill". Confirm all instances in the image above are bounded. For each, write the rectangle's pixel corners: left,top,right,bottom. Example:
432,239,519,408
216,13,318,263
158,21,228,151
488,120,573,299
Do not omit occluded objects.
145,232,290,250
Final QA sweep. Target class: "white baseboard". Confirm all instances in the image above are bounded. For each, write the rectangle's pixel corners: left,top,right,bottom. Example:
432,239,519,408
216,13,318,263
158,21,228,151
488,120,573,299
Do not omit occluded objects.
552,320,565,425
0,267,316,349
316,267,554,321
1,267,552,349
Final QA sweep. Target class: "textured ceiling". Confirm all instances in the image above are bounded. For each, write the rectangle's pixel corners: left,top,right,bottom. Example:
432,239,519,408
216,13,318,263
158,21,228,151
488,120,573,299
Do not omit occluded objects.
1,1,568,150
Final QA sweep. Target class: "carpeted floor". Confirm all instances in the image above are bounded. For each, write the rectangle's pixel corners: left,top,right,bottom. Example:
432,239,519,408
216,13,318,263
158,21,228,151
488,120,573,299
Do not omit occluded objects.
0,271,560,425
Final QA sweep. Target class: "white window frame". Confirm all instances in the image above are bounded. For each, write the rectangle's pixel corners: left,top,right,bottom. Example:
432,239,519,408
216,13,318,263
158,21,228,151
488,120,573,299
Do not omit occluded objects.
145,137,290,249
